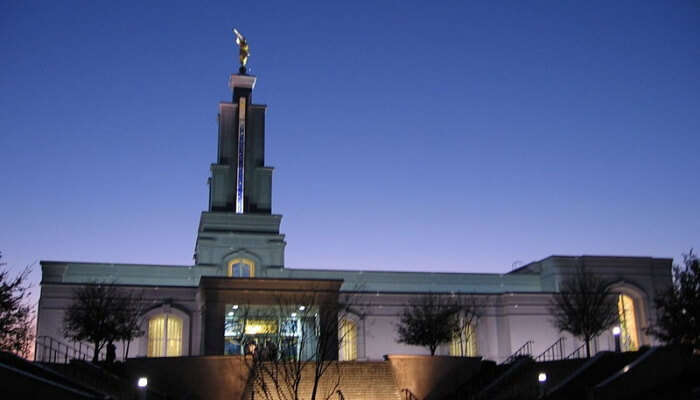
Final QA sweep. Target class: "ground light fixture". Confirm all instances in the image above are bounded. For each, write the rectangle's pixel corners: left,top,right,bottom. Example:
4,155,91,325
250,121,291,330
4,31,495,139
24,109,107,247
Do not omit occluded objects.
612,326,621,352
538,372,547,383
537,372,547,397
137,377,148,388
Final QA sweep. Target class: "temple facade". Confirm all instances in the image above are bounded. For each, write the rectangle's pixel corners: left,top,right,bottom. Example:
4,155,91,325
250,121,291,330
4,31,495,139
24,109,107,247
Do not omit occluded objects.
36,66,672,364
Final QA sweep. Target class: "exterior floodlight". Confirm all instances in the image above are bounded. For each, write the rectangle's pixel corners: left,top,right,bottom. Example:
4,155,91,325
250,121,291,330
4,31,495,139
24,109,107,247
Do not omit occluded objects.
612,326,621,336
137,377,148,388
291,312,297,318
299,306,306,311
233,304,239,309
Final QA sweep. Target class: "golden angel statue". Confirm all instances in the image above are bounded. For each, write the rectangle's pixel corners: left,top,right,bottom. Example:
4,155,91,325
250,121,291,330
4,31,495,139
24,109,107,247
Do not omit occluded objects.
233,28,250,71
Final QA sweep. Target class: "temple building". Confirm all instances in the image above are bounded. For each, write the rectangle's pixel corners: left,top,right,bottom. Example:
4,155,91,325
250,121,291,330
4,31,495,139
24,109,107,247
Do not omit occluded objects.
35,56,672,364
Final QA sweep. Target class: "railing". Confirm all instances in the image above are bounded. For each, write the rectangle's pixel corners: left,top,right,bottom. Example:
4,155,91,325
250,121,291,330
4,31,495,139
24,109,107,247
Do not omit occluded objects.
34,336,103,364
566,343,586,359
400,388,419,400
504,340,534,364
536,337,566,362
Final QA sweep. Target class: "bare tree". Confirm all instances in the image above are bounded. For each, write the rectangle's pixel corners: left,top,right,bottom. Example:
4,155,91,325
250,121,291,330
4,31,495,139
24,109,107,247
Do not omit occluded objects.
395,293,461,356
244,289,357,400
451,295,482,357
648,249,699,351
63,283,145,362
113,289,146,359
550,266,618,358
0,252,34,357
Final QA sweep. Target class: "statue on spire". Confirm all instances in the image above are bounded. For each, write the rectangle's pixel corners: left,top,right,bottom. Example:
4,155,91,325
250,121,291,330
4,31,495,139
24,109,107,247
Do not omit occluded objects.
233,28,249,74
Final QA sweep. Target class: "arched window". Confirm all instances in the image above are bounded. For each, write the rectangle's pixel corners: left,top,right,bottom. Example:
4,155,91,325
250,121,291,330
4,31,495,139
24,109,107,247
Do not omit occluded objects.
450,323,478,356
339,319,357,361
617,294,639,351
148,314,183,357
228,258,255,278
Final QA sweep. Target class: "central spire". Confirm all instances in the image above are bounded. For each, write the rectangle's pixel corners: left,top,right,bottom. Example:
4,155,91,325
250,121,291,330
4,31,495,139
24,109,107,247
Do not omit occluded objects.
194,41,285,271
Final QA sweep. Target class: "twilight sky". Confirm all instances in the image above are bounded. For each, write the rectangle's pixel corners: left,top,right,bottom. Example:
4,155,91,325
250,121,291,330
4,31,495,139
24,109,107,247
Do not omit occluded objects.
1,1,699,300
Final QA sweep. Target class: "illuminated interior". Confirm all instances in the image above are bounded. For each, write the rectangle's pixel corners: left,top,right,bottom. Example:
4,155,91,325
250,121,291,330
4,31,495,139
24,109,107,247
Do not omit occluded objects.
450,323,478,356
224,304,310,358
617,294,639,351
147,314,183,357
227,258,255,278
244,320,278,335
339,319,357,361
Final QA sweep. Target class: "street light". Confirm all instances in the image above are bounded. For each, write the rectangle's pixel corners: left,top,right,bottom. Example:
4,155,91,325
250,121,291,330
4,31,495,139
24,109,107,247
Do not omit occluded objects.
612,326,621,352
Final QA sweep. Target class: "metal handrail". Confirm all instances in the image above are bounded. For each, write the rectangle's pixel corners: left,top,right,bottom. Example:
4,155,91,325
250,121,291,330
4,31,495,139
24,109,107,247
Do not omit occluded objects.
34,336,103,364
536,337,566,362
504,340,533,364
566,343,586,359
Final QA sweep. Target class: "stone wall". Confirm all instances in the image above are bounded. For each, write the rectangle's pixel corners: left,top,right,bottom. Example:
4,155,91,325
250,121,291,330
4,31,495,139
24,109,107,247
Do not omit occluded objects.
249,361,401,400
124,355,248,400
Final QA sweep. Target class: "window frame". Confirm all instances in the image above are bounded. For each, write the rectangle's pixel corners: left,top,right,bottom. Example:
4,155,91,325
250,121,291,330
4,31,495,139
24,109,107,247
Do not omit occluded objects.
449,320,478,357
339,318,358,361
227,258,256,278
140,305,190,358
147,313,184,357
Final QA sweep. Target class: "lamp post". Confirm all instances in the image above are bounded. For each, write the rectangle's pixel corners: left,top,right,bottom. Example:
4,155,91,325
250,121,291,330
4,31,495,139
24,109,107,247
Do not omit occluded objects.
538,372,547,397
612,326,621,352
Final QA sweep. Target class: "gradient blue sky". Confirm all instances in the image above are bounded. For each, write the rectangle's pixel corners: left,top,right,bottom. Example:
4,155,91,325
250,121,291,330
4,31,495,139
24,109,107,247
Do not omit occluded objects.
1,1,699,300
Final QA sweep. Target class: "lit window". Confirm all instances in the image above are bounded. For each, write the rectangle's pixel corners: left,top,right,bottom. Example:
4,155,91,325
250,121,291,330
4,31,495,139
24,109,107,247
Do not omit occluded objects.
617,294,639,351
244,319,278,335
450,323,478,356
339,319,357,361
147,314,183,357
228,258,255,277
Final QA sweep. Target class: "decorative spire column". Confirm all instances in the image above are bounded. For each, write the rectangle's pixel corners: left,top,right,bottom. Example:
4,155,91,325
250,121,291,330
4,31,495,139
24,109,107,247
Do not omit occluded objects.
194,30,285,275
229,74,256,213
230,28,255,214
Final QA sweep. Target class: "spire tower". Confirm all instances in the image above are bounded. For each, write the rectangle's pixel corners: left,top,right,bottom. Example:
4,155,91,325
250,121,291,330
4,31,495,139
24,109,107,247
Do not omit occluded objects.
193,37,285,276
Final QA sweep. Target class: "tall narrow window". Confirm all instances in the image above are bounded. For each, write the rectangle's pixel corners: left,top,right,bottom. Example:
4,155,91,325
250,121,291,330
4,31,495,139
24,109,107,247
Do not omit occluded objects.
147,314,183,357
617,294,639,351
228,258,255,277
450,323,478,356
166,316,183,356
147,315,165,357
339,319,357,361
